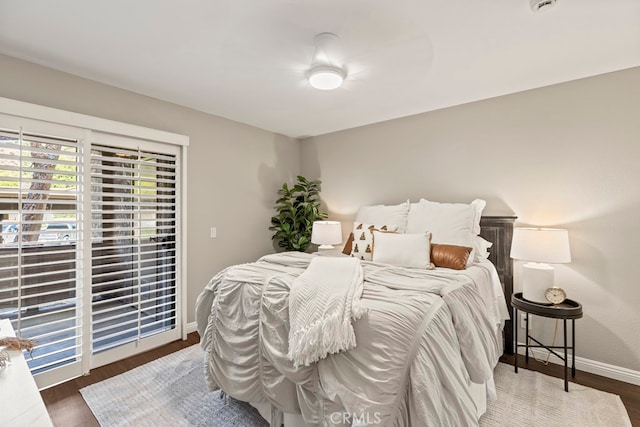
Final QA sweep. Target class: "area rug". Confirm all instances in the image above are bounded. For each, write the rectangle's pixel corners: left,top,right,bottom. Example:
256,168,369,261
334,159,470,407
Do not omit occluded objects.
481,363,631,427
81,345,632,427
80,345,267,427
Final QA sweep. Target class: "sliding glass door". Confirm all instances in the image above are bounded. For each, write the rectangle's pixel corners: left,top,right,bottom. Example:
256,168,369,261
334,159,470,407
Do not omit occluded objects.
89,139,179,367
0,112,183,387
0,116,85,386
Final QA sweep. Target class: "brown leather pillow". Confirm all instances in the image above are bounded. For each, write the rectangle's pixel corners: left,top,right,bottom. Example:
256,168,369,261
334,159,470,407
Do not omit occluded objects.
431,244,472,270
342,232,354,255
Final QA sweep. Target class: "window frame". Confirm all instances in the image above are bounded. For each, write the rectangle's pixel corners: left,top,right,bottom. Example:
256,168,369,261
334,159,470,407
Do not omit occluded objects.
0,97,189,388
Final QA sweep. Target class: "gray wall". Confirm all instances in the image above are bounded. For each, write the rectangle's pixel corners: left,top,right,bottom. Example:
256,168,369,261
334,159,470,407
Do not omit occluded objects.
301,67,640,372
0,54,300,325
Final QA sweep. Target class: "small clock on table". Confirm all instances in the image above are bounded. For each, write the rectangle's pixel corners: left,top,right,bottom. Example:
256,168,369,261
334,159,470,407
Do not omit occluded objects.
544,286,567,305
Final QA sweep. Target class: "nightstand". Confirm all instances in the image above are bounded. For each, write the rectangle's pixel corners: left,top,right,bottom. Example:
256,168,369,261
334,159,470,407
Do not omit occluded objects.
512,292,583,392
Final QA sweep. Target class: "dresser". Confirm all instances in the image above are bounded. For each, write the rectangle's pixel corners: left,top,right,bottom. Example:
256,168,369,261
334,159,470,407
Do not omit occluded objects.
0,318,53,426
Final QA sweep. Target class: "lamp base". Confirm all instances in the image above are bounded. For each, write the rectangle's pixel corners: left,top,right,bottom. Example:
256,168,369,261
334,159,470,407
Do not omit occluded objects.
317,244,335,250
522,262,554,304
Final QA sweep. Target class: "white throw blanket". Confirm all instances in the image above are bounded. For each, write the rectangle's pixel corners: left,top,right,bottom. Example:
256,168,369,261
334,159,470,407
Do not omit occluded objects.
287,256,366,367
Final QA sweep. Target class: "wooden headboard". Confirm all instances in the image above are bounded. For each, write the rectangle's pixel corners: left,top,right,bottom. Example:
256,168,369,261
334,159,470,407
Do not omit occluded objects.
479,216,516,354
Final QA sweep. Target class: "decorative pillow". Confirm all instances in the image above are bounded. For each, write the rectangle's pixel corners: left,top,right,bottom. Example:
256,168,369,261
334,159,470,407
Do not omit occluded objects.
342,232,354,255
350,222,398,261
431,244,472,270
371,231,433,269
406,199,483,267
355,200,410,233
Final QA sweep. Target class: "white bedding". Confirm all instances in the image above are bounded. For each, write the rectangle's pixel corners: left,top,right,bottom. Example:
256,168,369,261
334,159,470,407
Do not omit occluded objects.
195,253,509,426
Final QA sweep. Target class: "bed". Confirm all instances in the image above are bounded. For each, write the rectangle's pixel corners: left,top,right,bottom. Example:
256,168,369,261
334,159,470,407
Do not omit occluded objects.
196,200,515,427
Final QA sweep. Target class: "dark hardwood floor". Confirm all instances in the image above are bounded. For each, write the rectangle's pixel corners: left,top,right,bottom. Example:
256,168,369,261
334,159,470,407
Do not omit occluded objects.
40,337,639,426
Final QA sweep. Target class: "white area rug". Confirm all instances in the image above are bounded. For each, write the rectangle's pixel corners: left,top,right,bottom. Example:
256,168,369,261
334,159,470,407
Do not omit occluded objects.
81,345,632,426
481,363,631,427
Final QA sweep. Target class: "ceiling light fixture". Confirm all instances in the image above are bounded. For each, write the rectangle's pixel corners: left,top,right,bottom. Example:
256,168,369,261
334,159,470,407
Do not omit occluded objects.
308,66,346,91
308,33,346,91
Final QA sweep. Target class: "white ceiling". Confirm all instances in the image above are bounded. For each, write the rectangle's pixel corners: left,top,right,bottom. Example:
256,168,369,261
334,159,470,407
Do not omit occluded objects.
0,0,639,138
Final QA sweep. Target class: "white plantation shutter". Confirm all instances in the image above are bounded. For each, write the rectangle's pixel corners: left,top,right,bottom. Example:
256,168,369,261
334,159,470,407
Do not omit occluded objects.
0,100,186,389
0,123,84,382
90,143,178,354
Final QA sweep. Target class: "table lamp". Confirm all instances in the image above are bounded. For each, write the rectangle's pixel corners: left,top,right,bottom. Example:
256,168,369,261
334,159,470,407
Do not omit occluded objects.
311,221,342,250
510,227,571,303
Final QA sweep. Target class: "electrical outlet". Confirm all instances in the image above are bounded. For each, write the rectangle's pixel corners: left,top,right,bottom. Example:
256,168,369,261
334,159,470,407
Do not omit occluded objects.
520,313,532,330
210,227,217,239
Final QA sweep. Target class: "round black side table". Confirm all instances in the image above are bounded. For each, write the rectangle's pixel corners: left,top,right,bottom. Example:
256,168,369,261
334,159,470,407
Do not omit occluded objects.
511,292,583,392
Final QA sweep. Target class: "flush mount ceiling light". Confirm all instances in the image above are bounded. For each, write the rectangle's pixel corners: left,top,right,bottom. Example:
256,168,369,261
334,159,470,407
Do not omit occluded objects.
308,32,347,91
308,66,346,91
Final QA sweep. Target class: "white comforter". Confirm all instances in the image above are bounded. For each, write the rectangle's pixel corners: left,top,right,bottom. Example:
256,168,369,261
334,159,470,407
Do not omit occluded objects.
195,252,508,426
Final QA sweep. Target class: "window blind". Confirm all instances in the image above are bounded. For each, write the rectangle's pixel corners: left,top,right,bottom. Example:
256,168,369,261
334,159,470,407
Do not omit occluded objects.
0,102,185,389
90,144,177,354
0,127,83,375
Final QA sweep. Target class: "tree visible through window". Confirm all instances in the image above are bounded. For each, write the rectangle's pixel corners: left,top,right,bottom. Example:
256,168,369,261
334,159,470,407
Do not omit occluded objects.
0,129,80,376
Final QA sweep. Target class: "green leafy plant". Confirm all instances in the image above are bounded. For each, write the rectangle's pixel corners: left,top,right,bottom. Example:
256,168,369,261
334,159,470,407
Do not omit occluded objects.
270,176,327,252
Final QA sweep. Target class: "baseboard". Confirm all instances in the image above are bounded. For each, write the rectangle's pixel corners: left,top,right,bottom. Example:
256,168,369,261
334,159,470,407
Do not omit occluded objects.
186,321,198,334
516,342,640,386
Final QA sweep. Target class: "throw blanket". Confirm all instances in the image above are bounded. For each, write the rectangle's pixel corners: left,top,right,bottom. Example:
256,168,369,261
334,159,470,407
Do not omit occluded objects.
287,257,365,367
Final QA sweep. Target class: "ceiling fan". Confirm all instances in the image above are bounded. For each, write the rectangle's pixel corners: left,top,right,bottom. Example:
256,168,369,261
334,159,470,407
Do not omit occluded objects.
307,32,347,91
303,27,435,94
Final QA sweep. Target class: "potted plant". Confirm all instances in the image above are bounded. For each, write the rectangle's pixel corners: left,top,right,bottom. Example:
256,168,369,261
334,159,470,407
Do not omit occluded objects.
270,176,327,252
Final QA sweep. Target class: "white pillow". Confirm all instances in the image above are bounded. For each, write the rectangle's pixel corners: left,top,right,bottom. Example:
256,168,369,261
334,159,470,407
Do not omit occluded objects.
470,199,486,235
372,231,432,269
350,222,399,261
406,199,478,266
355,200,410,233
408,198,485,235
473,236,493,261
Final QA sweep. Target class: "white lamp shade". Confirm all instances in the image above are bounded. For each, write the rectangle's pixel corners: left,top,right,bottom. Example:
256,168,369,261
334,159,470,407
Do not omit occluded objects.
311,221,342,247
510,228,571,264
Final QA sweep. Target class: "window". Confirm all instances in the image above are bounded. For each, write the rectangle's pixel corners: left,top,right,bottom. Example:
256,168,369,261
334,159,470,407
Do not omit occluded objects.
0,125,82,378
0,99,187,388
90,144,177,354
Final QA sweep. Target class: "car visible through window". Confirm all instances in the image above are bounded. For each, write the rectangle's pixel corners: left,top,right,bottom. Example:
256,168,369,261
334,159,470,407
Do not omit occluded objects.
40,223,76,242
